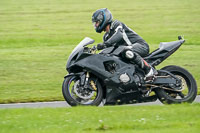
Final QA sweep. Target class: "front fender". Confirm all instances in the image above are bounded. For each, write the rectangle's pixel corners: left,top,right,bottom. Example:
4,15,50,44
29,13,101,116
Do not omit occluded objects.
64,72,85,79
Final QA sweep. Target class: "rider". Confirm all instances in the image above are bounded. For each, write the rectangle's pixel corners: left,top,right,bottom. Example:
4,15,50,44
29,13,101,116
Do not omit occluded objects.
92,8,157,79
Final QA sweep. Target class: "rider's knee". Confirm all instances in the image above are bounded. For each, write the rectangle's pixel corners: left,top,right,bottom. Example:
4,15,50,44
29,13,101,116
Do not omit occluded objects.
122,47,136,60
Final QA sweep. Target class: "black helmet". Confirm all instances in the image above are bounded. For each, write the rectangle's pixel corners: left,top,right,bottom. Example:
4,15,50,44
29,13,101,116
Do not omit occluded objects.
92,8,113,33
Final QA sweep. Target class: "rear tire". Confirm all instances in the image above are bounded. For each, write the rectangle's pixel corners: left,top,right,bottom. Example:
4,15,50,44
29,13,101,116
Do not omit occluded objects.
155,65,197,104
62,75,103,106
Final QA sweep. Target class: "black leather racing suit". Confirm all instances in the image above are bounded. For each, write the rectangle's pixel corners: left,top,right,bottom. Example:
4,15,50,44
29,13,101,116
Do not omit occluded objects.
103,20,150,73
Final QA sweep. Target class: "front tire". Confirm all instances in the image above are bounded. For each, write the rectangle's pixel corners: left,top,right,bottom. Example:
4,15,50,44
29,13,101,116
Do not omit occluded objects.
62,75,103,106
155,65,197,104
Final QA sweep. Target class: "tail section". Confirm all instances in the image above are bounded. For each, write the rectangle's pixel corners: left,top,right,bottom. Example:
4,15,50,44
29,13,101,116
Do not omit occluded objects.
144,39,185,66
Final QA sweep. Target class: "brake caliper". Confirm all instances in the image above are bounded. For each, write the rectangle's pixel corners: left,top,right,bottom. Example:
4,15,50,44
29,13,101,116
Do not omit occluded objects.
90,80,97,91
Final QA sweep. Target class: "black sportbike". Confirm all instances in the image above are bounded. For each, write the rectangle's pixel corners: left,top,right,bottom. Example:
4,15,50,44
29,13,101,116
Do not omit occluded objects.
62,36,197,106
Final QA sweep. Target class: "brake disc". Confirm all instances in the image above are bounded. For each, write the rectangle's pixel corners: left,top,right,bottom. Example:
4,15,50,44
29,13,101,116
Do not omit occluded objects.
73,80,95,100
175,75,187,90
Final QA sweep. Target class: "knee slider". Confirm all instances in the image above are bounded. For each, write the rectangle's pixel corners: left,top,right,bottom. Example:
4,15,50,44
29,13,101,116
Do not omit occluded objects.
125,50,135,59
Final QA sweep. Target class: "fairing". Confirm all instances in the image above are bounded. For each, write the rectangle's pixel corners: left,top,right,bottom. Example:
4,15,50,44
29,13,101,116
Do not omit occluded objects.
67,37,94,69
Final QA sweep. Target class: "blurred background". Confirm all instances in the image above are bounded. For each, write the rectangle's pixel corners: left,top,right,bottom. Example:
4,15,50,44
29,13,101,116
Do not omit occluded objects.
0,0,199,103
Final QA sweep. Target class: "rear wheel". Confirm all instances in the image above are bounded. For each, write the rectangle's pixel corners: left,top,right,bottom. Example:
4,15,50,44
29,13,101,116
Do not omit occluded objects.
155,65,197,104
62,75,103,106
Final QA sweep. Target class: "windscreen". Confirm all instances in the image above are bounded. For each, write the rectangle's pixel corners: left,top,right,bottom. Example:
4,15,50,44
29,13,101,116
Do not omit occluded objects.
71,37,95,54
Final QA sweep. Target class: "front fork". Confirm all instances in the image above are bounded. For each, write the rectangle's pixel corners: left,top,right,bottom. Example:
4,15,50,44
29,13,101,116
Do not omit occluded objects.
82,72,97,91
84,72,90,88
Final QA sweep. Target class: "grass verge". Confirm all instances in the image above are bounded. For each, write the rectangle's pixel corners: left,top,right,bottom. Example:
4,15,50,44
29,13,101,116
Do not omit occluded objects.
0,104,200,133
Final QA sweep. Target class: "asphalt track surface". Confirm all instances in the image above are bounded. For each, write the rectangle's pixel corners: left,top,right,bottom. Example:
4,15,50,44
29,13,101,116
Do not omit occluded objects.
0,95,199,109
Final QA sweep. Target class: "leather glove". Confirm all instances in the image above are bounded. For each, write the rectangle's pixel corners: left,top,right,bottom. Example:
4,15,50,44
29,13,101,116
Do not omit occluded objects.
97,43,106,50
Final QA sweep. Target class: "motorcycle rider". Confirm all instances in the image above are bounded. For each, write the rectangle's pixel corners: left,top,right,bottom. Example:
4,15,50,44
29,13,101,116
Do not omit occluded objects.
92,8,157,79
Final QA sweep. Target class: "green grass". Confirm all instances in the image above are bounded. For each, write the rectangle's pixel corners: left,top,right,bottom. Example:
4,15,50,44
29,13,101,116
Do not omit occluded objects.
0,104,200,133
0,0,200,103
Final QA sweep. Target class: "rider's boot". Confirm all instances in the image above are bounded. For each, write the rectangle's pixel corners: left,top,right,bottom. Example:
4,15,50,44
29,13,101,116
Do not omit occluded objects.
142,59,158,80
124,49,157,80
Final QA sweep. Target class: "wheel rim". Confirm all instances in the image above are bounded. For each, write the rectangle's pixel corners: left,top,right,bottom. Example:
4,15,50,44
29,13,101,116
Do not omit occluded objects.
67,76,99,105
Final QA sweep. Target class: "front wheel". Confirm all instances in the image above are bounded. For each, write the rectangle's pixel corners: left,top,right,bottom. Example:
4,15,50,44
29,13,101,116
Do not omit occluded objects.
62,74,103,106
155,65,197,104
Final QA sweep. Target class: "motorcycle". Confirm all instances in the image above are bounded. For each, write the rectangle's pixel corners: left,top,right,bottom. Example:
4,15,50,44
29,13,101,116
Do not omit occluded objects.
62,36,197,106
